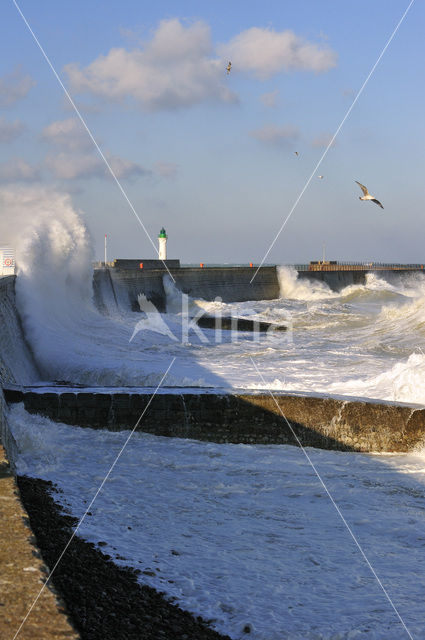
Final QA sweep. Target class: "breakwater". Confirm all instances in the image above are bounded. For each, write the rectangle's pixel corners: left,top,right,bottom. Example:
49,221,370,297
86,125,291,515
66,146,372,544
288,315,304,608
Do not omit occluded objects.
93,264,425,314
297,268,422,291
5,388,425,452
93,265,280,312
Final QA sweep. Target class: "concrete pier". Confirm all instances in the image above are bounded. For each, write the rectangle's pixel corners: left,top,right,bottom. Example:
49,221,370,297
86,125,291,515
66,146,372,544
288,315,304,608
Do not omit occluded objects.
93,263,425,314
297,268,423,291
93,265,280,313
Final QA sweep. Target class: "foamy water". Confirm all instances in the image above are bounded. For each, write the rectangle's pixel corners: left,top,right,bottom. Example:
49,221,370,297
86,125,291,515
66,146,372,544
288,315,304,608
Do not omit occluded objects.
9,404,425,639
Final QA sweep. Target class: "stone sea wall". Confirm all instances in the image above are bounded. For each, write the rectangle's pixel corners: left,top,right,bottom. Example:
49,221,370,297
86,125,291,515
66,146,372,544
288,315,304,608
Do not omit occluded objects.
0,275,38,468
6,389,425,453
0,276,39,386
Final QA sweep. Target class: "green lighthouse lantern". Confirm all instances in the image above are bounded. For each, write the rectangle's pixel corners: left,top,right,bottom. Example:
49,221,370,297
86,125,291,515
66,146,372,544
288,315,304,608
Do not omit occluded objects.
158,227,167,260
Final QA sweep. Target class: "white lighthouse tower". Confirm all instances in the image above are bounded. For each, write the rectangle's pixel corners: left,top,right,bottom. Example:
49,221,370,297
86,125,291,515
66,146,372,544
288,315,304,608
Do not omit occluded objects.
158,227,167,260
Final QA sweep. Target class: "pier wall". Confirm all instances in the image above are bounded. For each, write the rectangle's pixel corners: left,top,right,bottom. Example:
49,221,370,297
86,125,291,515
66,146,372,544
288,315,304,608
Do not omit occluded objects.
93,266,280,312
171,266,279,302
298,268,422,291
94,265,425,312
0,275,38,466
5,389,425,453
298,270,366,290
0,276,39,386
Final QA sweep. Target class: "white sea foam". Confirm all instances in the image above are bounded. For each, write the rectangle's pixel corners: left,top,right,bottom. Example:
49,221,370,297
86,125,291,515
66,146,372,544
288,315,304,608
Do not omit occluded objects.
9,403,425,640
277,265,337,300
328,352,425,405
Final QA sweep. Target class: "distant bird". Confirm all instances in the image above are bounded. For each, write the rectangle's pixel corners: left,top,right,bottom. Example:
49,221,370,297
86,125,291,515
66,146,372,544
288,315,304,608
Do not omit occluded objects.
355,181,384,209
318,175,324,179
226,61,232,75
294,151,299,156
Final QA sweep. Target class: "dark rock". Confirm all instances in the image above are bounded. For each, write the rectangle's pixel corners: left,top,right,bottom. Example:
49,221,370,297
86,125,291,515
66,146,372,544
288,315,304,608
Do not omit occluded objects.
196,316,286,332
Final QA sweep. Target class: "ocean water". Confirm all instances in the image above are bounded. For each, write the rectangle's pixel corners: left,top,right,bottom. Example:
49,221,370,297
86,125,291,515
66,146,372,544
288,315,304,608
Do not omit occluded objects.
4,187,425,638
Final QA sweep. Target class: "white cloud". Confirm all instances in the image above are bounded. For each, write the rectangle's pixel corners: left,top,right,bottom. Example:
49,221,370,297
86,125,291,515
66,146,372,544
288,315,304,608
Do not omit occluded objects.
43,118,150,181
155,161,178,178
45,152,104,180
250,124,300,148
45,151,150,181
65,18,237,111
108,155,151,180
311,133,336,149
0,159,40,182
0,117,25,143
260,90,279,108
42,118,92,151
0,67,35,107
218,27,337,79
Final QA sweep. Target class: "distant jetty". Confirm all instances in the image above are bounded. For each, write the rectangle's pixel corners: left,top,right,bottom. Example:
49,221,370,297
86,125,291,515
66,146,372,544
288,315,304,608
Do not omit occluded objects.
92,260,425,311
300,260,424,272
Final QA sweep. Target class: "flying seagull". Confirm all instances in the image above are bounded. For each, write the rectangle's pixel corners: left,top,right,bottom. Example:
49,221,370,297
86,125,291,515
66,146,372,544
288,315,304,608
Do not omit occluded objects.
355,181,384,209
226,61,232,75
318,175,324,179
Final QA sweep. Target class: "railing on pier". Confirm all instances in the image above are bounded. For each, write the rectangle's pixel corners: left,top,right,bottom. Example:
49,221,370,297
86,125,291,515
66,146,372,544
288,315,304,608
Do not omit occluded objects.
293,262,425,272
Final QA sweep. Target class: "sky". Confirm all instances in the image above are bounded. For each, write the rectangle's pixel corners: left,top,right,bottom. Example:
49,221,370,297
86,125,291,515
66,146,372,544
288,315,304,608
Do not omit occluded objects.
0,0,423,264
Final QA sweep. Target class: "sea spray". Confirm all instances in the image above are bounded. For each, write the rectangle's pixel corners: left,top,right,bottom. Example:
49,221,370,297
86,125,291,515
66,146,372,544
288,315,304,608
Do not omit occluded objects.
0,187,94,379
0,187,172,385
277,265,337,300
0,188,231,386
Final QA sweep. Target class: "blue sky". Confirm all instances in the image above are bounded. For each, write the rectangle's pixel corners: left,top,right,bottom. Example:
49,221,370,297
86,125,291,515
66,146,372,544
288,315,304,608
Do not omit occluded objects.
0,1,423,263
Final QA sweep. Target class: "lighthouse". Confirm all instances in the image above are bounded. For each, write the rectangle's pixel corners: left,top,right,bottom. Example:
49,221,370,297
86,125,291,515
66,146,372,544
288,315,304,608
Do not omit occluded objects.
158,227,167,260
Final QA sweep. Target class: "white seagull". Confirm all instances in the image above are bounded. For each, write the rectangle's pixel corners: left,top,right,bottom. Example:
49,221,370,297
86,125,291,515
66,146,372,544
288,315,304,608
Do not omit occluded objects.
355,181,384,209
